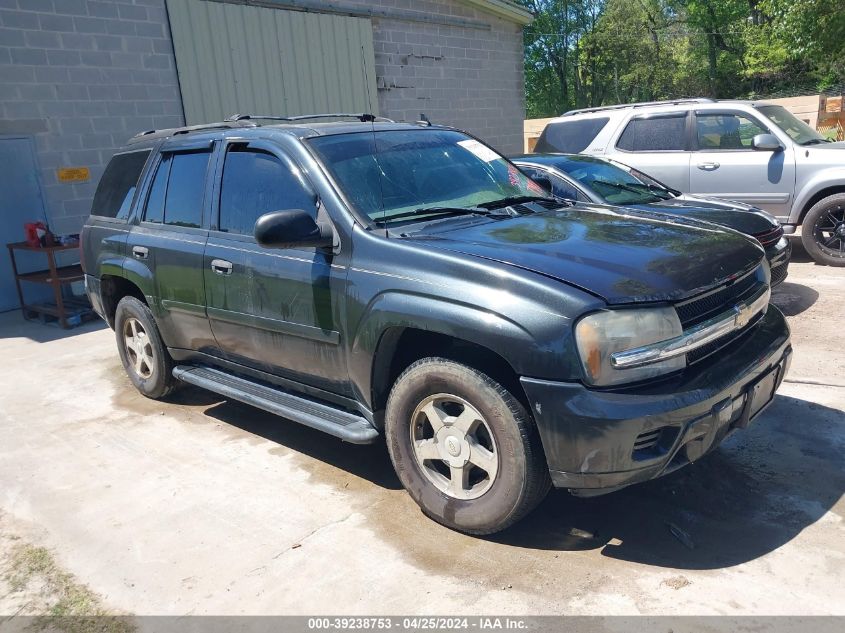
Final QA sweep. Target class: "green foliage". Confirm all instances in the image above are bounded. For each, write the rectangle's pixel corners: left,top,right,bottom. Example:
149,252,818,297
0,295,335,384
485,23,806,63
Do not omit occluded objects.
520,0,845,117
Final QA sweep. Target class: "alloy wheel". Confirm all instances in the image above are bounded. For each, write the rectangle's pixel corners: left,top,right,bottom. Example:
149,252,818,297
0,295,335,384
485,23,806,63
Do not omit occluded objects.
123,317,155,379
813,204,845,258
410,393,499,500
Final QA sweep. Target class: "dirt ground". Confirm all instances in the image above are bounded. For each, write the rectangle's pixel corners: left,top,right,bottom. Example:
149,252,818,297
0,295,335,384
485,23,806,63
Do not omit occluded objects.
0,237,843,618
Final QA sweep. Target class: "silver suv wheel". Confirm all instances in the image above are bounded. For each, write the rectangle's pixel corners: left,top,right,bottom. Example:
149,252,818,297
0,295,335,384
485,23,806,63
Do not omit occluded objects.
410,393,499,500
123,317,154,380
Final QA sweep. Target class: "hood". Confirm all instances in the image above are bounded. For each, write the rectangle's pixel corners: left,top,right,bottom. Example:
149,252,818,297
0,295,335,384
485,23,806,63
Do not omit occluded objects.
810,141,845,150
410,204,764,305
630,195,779,236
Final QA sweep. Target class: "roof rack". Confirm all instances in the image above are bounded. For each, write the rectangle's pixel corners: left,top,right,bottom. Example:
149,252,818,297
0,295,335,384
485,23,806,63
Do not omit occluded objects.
561,98,716,117
132,120,257,140
225,113,395,123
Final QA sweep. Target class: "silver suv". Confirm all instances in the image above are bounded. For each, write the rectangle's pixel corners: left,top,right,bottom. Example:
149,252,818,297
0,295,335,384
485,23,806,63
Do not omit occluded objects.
536,98,845,266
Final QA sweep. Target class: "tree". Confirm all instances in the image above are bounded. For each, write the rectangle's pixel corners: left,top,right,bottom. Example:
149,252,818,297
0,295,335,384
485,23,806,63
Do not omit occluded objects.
520,0,844,118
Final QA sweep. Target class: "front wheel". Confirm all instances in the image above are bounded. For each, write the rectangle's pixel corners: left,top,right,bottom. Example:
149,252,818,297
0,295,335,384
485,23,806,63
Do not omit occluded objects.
385,358,550,535
801,194,845,266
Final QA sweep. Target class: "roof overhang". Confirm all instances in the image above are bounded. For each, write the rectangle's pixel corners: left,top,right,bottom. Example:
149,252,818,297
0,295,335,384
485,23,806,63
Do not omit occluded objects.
461,0,533,25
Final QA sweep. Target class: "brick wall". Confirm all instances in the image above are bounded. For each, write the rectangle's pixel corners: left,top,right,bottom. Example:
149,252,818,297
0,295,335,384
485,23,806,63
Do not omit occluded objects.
0,0,526,234
355,0,526,156
0,0,183,235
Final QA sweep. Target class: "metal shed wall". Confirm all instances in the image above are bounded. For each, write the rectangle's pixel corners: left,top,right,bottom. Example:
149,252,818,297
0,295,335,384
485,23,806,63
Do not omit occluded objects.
165,0,379,124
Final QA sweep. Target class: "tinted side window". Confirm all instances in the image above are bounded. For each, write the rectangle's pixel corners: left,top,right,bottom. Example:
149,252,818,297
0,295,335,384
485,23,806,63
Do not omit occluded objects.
143,155,170,223
164,152,210,228
521,166,583,201
90,150,150,218
617,115,687,151
535,118,609,153
219,147,315,235
696,113,768,150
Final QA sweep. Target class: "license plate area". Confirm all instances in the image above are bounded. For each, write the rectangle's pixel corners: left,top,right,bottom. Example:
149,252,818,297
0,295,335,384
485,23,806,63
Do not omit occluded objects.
735,363,781,429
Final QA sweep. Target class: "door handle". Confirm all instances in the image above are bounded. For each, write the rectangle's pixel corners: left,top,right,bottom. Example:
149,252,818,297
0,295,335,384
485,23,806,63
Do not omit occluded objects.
210,259,233,275
132,246,149,259
697,162,720,171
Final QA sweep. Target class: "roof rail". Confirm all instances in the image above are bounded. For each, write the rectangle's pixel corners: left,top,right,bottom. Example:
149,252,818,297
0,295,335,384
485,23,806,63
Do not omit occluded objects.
561,98,715,117
225,113,395,123
131,120,257,140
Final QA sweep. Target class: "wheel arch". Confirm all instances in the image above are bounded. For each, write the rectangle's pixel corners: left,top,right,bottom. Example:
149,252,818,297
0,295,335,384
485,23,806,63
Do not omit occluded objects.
368,327,530,428
99,274,148,328
794,181,845,225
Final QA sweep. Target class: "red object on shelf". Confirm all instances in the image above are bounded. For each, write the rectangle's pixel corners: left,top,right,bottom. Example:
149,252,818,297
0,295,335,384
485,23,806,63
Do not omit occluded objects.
24,222,48,248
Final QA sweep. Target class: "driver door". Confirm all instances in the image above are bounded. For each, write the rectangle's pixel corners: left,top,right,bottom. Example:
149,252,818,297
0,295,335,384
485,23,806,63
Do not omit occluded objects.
203,139,350,395
689,110,796,219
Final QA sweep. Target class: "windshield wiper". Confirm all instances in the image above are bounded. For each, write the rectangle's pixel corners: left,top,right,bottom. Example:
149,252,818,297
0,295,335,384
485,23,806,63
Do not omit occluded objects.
375,206,492,225
801,138,831,146
591,179,646,196
625,181,675,199
477,195,559,210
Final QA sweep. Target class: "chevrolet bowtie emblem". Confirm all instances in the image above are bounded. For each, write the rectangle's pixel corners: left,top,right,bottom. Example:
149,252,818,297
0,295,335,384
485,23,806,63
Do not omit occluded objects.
734,285,770,329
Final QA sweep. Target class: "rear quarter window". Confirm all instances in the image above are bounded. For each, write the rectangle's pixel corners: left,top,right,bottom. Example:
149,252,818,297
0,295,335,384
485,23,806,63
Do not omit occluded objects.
535,118,610,153
90,150,150,219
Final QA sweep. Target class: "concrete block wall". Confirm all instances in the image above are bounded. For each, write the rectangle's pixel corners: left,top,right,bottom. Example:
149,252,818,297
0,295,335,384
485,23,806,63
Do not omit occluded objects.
0,0,527,235
0,0,184,235
346,0,526,155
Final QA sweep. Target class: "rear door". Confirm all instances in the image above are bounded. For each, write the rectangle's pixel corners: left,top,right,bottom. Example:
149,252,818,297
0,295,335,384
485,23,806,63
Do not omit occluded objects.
204,139,350,394
128,142,215,352
606,111,692,191
688,110,796,219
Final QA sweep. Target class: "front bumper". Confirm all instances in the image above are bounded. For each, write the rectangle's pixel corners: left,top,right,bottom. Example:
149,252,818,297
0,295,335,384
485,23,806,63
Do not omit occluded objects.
521,306,791,495
766,236,791,287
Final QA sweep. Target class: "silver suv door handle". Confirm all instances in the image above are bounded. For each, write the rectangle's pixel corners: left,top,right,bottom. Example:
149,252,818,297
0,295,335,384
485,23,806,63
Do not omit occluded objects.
132,246,149,259
210,259,233,275
697,162,720,171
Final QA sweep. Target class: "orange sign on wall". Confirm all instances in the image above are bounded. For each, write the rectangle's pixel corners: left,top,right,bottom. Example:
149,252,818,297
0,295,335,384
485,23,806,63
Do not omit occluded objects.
57,167,90,183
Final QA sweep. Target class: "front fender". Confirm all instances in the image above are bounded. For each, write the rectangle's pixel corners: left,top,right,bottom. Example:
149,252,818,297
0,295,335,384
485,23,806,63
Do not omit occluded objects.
347,289,582,410
791,169,845,223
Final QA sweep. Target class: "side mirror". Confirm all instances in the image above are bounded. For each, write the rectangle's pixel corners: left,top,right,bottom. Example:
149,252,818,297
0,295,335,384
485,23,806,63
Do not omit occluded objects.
254,209,333,249
531,175,553,193
752,133,783,152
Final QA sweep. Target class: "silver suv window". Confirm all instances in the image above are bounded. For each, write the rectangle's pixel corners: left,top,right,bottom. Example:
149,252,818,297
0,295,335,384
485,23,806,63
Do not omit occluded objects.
695,113,767,150
535,118,610,153
617,113,687,152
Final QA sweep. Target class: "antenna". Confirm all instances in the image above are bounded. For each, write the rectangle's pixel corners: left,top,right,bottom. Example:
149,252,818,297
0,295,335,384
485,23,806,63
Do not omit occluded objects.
417,113,432,126
361,45,386,236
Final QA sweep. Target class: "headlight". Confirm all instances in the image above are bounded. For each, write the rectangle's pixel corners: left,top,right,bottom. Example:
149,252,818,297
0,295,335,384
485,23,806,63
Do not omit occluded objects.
574,307,685,386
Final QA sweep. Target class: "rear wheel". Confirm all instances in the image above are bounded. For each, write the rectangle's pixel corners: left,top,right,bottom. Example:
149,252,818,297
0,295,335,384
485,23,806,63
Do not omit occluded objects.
385,358,550,535
801,194,845,266
114,296,178,399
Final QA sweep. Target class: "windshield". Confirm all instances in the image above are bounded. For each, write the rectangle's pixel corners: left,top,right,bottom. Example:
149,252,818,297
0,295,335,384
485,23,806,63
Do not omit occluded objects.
757,104,828,145
307,129,545,225
552,156,671,205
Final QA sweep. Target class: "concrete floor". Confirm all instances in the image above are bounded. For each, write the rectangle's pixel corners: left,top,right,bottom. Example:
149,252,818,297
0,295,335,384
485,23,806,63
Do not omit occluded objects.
0,237,843,616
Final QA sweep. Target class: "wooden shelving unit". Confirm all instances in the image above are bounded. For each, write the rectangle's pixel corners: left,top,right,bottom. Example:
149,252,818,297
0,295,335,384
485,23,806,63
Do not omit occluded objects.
6,241,94,329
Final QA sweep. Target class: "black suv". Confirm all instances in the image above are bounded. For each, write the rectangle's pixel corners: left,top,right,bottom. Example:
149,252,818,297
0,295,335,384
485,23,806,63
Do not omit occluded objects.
82,115,792,535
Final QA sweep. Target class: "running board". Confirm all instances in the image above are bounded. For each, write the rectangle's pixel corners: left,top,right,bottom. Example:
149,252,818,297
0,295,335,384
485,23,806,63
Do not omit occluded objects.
172,365,379,444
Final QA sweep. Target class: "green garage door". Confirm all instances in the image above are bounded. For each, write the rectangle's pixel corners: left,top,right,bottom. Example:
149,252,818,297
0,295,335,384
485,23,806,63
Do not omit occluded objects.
165,0,379,124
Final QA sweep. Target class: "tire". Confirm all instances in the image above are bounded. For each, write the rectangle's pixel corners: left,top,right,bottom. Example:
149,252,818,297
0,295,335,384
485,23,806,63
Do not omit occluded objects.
385,357,550,535
801,194,845,266
114,296,178,399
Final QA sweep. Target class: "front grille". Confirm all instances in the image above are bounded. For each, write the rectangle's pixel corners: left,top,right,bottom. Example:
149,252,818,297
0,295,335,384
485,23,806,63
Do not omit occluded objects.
685,312,762,364
675,269,761,328
753,225,784,248
771,259,789,286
